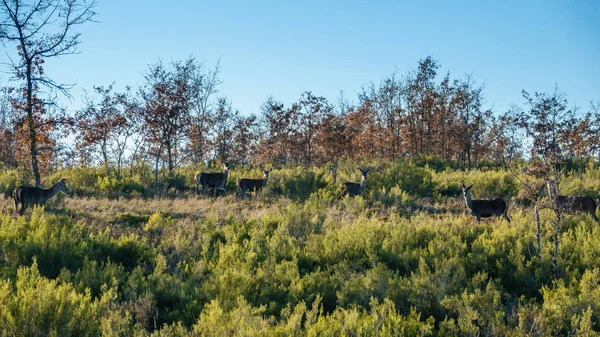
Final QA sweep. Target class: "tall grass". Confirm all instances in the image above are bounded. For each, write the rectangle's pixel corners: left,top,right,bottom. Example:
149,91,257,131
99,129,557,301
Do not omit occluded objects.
1,161,600,335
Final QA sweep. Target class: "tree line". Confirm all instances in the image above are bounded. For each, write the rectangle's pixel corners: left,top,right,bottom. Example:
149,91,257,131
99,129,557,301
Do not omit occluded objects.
3,56,600,179
1,0,599,192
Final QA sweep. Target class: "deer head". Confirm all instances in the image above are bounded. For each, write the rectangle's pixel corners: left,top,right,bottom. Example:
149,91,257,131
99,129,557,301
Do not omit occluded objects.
359,168,370,180
462,182,474,194
263,167,273,179
57,178,71,196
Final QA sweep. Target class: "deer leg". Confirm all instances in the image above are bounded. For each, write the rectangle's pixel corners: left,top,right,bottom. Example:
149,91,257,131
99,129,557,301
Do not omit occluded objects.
19,202,26,216
503,210,511,223
201,185,207,195
476,215,481,224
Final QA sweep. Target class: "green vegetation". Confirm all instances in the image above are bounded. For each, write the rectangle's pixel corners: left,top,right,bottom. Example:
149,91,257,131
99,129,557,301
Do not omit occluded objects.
1,161,600,336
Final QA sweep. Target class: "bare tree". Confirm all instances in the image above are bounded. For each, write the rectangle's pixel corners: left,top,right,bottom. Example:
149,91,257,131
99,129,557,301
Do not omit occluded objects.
297,91,330,167
139,58,197,196
519,87,574,277
74,85,137,177
188,59,221,163
590,101,600,158
0,0,97,186
212,97,236,163
0,84,17,167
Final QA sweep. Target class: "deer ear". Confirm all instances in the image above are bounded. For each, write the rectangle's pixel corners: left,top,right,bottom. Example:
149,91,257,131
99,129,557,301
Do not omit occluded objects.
467,184,473,190
268,168,273,172
462,182,466,189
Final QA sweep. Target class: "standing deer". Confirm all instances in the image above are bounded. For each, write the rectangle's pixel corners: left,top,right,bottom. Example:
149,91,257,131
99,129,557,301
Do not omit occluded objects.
462,183,510,223
195,162,230,197
237,168,272,199
344,168,370,197
13,178,71,216
546,179,599,222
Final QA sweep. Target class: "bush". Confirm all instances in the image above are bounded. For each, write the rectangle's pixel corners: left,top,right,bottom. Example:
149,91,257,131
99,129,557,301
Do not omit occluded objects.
0,260,113,336
0,169,21,198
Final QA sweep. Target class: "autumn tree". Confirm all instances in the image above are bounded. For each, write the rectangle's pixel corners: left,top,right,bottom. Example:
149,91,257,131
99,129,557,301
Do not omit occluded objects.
452,76,491,168
231,113,258,166
75,85,136,177
490,105,523,164
375,74,405,160
296,91,330,167
346,95,378,160
0,84,17,167
434,74,458,160
0,0,97,186
561,110,591,175
317,111,349,183
259,97,293,166
139,58,196,196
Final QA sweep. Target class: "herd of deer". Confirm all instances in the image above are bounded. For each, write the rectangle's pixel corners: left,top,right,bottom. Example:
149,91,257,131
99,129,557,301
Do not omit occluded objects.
9,165,600,223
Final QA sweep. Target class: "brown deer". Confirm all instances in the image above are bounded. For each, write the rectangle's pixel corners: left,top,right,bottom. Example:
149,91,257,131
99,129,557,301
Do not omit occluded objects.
195,162,230,197
344,168,369,197
237,168,272,199
546,179,599,222
462,183,510,223
13,178,71,216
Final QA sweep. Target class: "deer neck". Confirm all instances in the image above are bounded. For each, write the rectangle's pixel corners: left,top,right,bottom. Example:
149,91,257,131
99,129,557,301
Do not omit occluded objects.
359,176,367,195
222,169,229,181
47,183,63,199
263,176,269,186
463,192,473,210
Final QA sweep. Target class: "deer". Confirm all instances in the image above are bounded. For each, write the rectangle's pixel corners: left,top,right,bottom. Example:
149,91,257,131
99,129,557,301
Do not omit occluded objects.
344,168,370,197
195,162,230,197
545,179,599,222
12,178,71,216
462,183,510,224
237,168,273,199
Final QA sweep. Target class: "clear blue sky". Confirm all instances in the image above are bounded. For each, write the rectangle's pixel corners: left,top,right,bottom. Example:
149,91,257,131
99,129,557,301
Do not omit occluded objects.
2,0,599,115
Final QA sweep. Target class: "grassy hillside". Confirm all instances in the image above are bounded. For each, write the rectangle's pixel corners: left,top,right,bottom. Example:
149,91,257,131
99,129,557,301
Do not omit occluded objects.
1,162,600,336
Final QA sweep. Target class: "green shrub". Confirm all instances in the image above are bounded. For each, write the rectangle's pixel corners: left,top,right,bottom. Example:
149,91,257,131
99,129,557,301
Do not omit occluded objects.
0,169,21,198
0,259,113,337
144,212,175,232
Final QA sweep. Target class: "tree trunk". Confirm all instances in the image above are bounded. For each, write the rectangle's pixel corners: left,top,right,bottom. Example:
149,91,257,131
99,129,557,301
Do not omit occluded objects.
549,184,562,279
553,213,560,278
154,143,164,197
102,139,110,176
166,141,174,177
26,60,41,187
332,149,339,184
535,203,541,257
